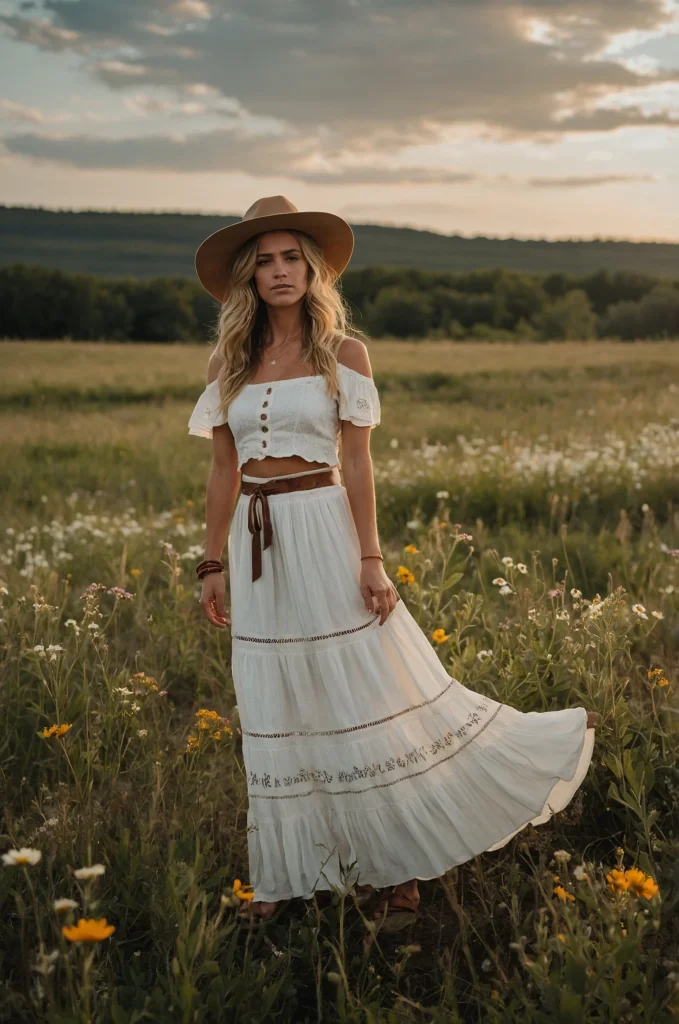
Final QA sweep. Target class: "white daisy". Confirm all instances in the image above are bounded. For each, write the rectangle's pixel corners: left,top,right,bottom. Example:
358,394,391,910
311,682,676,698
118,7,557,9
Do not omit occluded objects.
2,847,42,867
73,863,106,880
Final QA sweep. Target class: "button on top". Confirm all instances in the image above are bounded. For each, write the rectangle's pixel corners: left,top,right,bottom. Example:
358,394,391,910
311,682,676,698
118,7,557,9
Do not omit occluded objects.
266,387,272,395
261,425,269,432
262,440,267,447
262,400,269,408
260,413,267,420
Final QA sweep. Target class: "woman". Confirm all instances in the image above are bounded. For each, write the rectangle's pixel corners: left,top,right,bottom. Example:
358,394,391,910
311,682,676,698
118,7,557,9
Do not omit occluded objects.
188,195,601,928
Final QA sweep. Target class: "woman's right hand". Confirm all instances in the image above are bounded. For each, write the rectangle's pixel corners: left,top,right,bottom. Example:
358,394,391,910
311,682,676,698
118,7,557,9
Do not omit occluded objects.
200,572,231,629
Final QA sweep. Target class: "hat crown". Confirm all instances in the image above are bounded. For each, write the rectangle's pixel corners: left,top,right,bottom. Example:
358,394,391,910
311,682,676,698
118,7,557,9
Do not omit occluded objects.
242,195,299,222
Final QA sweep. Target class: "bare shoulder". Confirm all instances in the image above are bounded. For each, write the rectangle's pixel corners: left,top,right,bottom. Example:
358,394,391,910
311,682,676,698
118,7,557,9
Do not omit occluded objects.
206,349,224,385
336,335,373,379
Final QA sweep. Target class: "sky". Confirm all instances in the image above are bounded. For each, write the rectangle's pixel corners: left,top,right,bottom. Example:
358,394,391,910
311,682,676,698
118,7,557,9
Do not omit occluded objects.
1,0,678,241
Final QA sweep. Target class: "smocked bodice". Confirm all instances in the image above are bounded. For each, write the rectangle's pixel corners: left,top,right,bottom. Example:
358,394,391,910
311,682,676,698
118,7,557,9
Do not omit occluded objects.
188,363,380,469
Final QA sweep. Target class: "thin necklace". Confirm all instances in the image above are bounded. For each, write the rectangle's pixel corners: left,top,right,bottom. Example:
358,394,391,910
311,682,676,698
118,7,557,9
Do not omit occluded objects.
264,334,302,365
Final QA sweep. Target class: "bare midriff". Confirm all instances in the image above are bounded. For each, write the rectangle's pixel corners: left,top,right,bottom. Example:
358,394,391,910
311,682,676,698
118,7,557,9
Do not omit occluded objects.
240,454,341,483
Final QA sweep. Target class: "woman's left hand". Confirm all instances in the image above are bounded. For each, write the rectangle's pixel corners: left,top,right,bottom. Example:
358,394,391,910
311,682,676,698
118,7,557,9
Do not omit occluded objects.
360,560,400,625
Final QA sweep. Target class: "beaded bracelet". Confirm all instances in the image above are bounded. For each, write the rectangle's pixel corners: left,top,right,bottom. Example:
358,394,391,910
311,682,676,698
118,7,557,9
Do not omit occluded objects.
197,566,224,581
196,559,224,580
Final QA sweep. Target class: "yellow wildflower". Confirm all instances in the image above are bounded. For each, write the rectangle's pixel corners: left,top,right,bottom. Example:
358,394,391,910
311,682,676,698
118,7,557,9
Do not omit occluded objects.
39,724,72,739
62,918,115,943
606,868,631,893
624,867,659,900
404,544,419,554
174,516,185,524
396,566,415,585
431,628,450,644
557,933,566,943
553,885,575,902
232,879,254,902
130,568,142,578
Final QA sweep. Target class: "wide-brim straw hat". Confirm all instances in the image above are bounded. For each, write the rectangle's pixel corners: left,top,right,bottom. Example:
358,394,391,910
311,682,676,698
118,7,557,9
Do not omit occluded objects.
195,195,355,302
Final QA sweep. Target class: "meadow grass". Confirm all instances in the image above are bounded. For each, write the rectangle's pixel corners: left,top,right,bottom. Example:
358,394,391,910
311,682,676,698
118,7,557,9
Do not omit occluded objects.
0,341,678,1022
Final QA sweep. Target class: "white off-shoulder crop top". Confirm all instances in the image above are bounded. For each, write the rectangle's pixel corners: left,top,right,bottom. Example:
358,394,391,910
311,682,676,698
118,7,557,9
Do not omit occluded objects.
188,363,381,470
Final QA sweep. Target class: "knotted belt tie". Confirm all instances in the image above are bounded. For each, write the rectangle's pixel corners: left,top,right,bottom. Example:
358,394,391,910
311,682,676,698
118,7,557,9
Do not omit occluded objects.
242,470,337,582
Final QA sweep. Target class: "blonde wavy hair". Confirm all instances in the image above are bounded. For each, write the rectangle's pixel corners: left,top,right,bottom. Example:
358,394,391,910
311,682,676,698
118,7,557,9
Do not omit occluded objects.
211,229,363,417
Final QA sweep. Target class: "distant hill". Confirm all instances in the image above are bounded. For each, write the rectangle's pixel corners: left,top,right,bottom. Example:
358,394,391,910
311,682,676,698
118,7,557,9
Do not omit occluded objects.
2,205,679,279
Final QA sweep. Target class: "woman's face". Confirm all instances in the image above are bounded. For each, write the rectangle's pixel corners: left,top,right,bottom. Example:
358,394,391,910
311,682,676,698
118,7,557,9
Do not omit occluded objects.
253,230,309,307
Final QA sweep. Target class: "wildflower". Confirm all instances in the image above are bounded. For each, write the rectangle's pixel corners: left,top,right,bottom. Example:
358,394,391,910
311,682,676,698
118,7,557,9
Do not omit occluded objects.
130,568,142,578
137,729,148,738
131,671,159,692
107,587,134,601
516,563,528,574
501,556,514,567
477,649,493,661
2,847,42,867
498,585,513,596
34,949,59,975
556,609,570,621
46,644,64,654
53,898,78,912
431,628,450,644
62,918,116,943
553,885,575,902
390,438,399,448
557,933,566,943
435,490,449,499
632,603,648,620
404,544,419,554
33,644,45,654
651,610,664,620
553,850,572,865
547,588,562,598
573,865,589,881
406,519,421,530
570,588,582,600
606,868,630,893
492,577,507,587
185,735,200,753
232,879,254,902
396,566,415,585
74,863,106,880
39,724,72,739
624,867,659,900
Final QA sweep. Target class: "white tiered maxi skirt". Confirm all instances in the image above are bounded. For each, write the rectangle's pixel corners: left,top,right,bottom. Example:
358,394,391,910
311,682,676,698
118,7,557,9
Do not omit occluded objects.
228,470,595,903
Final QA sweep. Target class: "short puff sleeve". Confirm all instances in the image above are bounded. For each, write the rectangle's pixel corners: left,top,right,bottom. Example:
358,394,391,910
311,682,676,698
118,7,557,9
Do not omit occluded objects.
188,379,227,439
338,366,381,428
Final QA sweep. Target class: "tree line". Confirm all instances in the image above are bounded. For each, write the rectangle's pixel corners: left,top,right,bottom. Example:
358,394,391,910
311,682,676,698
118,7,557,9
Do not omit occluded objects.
1,263,679,342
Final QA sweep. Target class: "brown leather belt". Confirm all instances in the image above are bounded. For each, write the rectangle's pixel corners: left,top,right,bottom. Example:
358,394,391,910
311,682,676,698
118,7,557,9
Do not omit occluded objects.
241,469,338,582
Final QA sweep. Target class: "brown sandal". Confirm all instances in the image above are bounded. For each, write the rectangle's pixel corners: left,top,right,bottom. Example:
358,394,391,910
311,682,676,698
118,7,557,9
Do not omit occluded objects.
373,889,420,932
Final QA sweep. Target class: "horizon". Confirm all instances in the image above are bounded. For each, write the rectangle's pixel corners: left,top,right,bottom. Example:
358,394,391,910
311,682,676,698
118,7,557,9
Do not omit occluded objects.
3,202,679,248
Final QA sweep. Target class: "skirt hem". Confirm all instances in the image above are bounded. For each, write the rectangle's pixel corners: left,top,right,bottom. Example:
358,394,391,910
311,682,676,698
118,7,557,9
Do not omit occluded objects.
250,714,595,902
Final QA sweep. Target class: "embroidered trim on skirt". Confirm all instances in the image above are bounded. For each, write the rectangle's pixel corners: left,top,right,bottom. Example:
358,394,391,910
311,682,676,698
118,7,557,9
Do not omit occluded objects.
227,477,595,903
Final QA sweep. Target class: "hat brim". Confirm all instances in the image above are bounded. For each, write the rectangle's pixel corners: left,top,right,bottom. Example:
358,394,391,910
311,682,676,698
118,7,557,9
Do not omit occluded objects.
195,210,355,302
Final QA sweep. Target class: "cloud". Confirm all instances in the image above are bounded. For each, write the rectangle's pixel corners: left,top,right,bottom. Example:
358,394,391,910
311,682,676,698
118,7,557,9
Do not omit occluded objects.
0,99,45,123
1,0,678,178
528,173,655,187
